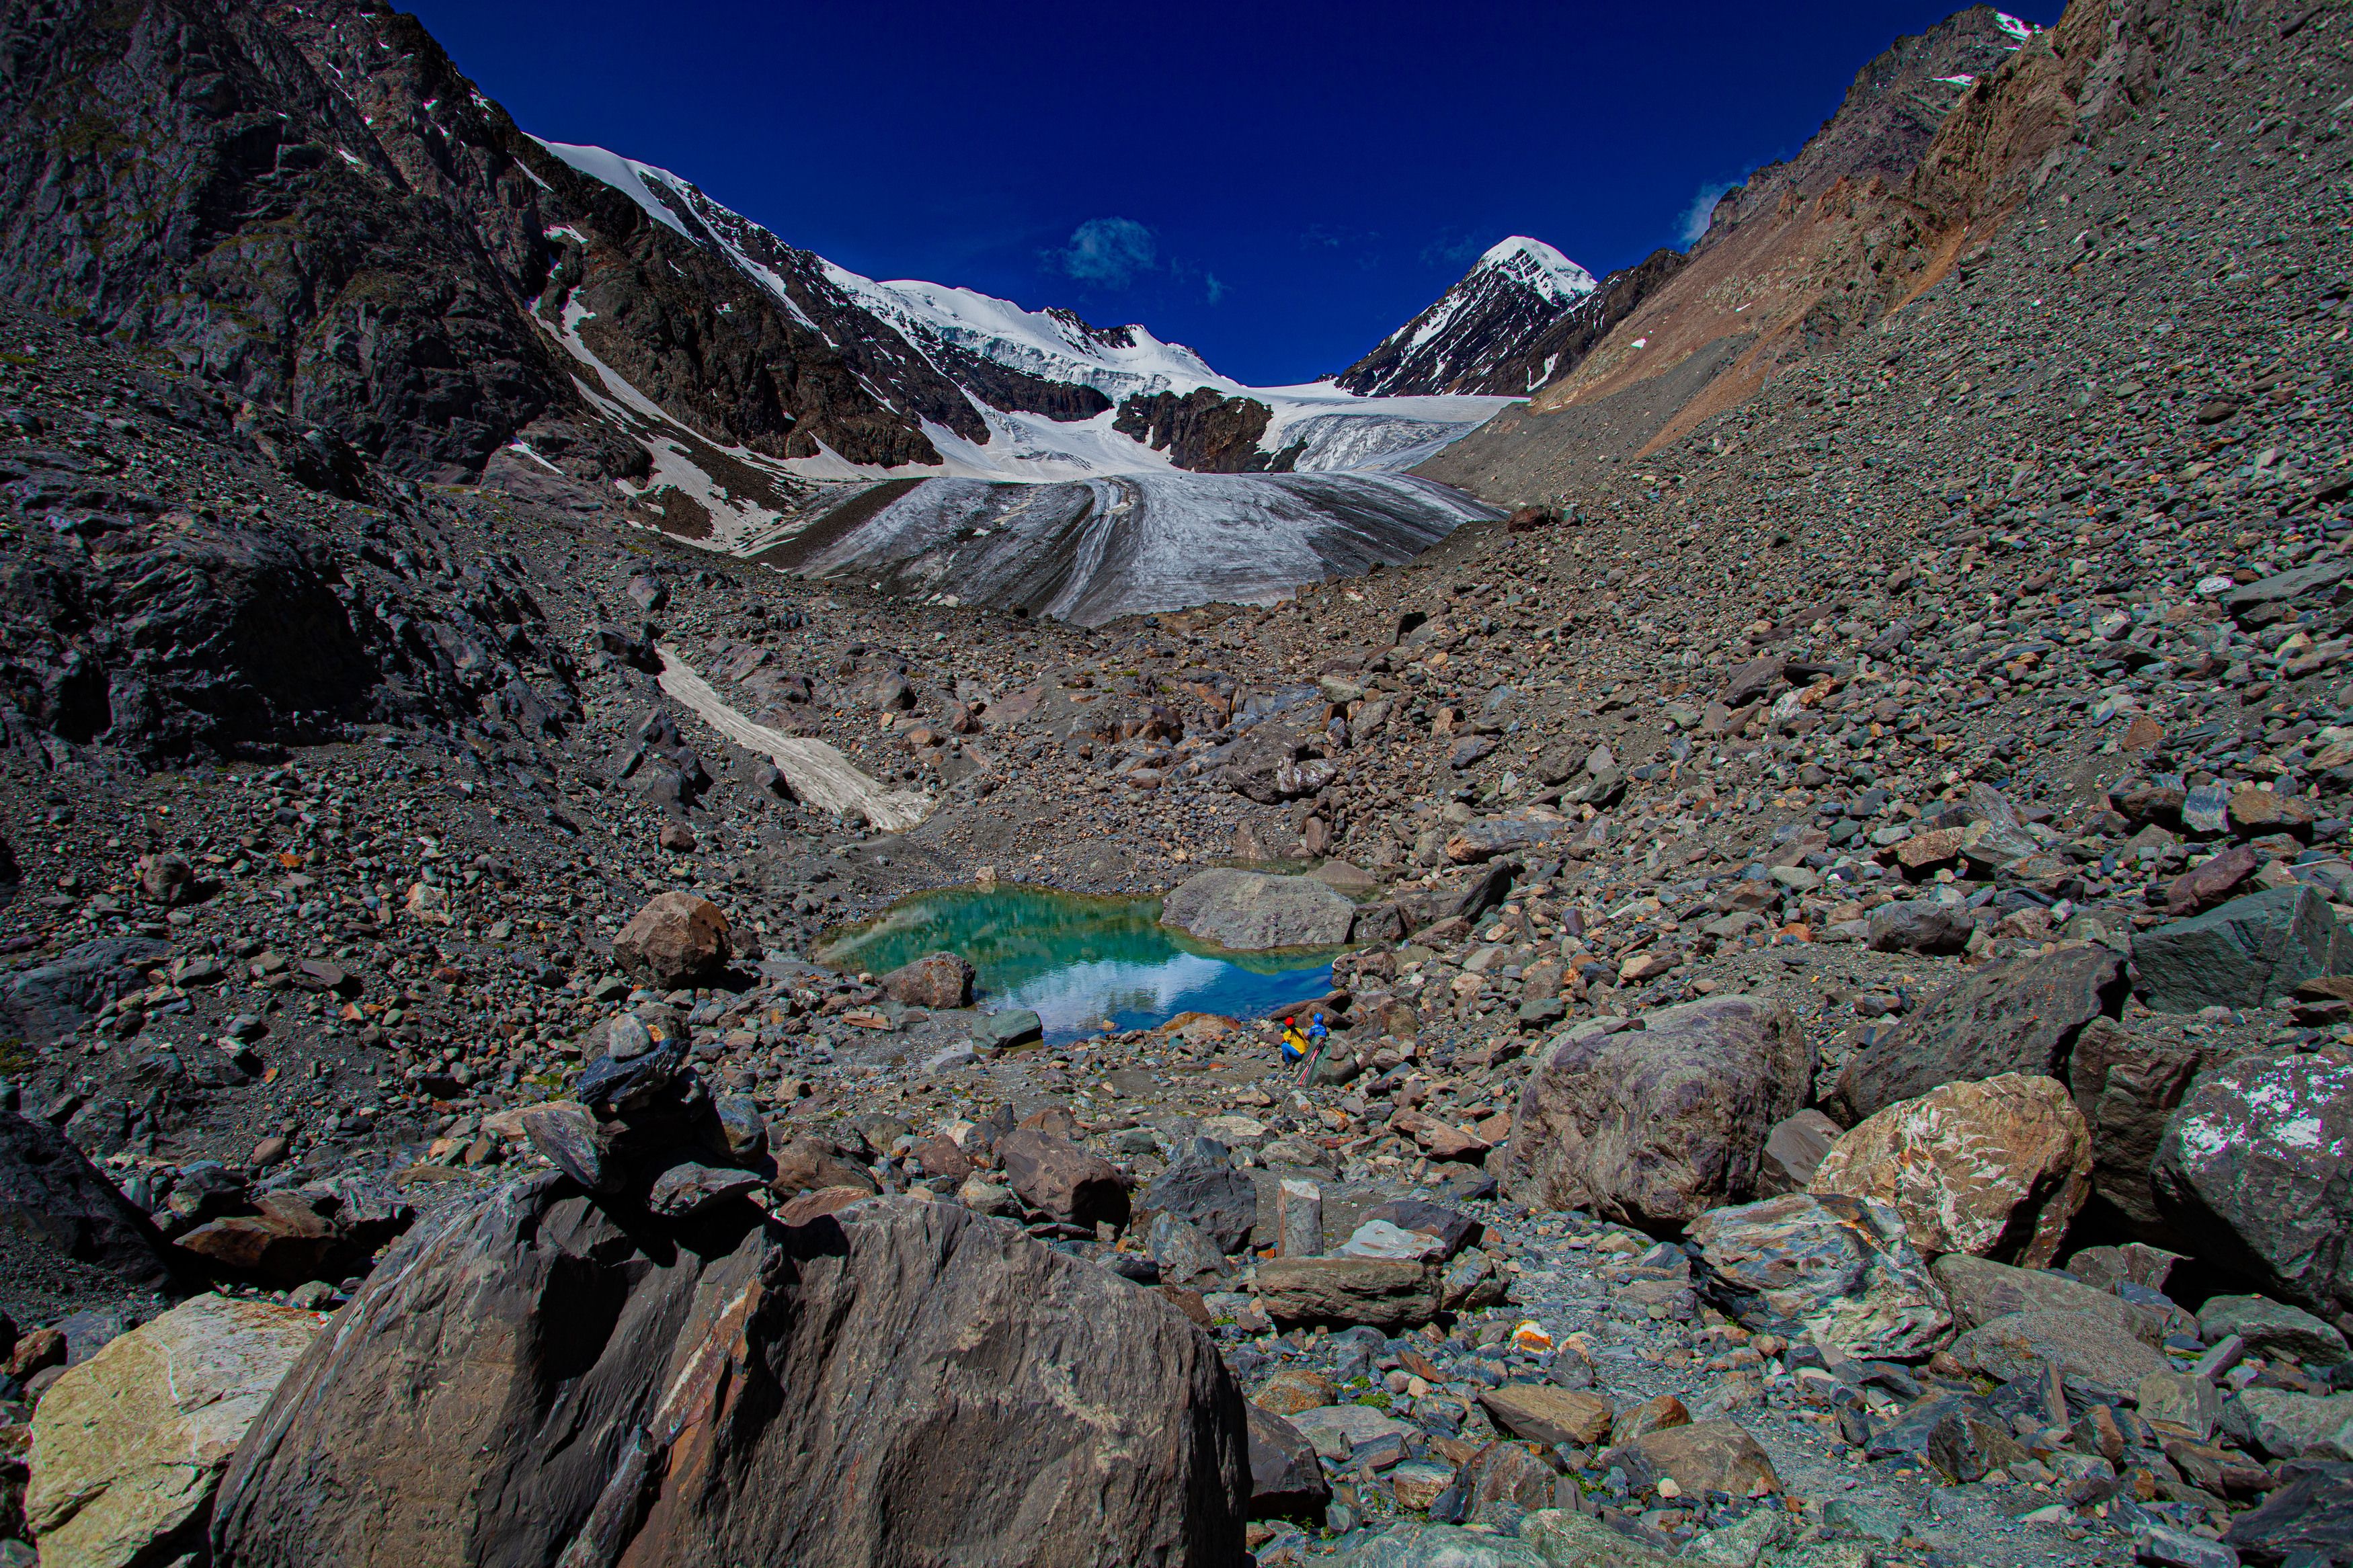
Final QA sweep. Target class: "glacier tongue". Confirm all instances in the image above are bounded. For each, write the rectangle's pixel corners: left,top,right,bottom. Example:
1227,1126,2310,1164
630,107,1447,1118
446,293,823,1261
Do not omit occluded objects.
752,472,1501,627
519,133,1525,622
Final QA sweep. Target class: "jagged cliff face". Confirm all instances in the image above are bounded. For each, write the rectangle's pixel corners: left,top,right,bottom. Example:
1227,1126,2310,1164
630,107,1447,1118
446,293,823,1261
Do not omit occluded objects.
1419,3,2117,501
0,0,566,479
0,0,975,478
1113,389,1304,473
1691,7,2035,245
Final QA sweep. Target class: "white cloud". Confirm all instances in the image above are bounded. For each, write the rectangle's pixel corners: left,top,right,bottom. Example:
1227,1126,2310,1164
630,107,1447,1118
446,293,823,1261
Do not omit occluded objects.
1678,181,1740,247
1043,217,1158,289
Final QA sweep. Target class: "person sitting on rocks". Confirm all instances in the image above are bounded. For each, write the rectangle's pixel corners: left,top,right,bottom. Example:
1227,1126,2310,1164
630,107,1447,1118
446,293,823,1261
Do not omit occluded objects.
1279,1016,1308,1065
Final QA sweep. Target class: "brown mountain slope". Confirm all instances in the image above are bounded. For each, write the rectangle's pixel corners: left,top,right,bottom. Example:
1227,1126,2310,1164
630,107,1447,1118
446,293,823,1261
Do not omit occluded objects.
1418,0,2164,503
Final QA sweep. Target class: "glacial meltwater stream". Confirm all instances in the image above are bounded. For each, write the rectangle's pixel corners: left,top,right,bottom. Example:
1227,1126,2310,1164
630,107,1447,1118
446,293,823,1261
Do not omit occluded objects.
815,885,1344,1045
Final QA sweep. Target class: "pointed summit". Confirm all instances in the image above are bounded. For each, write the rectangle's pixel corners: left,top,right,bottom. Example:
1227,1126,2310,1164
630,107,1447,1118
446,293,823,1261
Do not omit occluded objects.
1333,236,1606,398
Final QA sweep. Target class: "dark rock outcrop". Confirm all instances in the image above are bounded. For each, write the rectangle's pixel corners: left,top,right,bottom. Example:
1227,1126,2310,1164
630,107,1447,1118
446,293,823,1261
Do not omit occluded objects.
1113,389,1303,474
1828,945,2126,1124
1505,997,1808,1229
2153,1046,2353,1319
1,1109,184,1312
212,1179,1248,1566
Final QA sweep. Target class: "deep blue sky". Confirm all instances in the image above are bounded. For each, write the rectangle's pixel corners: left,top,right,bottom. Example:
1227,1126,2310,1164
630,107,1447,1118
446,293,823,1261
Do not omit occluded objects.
407,0,2064,386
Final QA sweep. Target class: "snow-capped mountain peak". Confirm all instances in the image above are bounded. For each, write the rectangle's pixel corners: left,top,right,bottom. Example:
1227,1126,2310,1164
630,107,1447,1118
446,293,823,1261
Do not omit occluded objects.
1333,234,1605,398
1471,237,1600,309
821,267,1224,405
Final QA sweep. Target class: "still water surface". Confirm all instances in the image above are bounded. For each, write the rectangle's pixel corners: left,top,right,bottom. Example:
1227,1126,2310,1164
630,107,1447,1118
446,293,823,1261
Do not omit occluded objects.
817,884,1342,1045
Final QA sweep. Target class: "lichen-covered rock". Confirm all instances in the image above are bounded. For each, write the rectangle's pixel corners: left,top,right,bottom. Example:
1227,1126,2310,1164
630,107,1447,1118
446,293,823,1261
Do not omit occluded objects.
2153,1045,2353,1319
27,1294,319,1568
1810,1073,2091,1268
1505,997,1807,1229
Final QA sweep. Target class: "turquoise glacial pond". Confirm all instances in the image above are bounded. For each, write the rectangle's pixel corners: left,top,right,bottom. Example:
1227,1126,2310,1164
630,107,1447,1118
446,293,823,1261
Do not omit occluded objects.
815,884,1343,1045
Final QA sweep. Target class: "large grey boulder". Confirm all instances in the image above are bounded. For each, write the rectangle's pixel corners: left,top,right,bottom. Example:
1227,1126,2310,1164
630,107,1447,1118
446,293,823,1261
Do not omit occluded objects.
2132,884,2350,1013
26,1293,317,1568
1866,900,1973,954
2226,560,2353,615
1144,1140,1258,1253
1505,997,1807,1229
2223,1388,2353,1461
1827,945,2126,1124
1158,869,1355,950
1931,1253,2161,1343
1687,1192,1951,1361
1946,1309,2167,1390
2154,1046,2353,1319
212,1180,1246,1567
1245,1401,1330,1520
0,935,167,1044
1254,1257,1441,1331
1341,1523,1546,1568
2200,1294,2350,1366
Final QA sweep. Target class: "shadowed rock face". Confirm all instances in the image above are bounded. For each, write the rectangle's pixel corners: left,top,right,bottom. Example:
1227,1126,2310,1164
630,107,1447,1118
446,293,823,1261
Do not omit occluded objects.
1115,389,1304,474
0,0,563,479
212,1179,1249,1567
0,0,1020,481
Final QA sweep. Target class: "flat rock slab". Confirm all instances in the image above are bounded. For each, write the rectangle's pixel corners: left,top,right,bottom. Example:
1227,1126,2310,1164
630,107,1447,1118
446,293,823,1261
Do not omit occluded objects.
28,1293,319,1568
1287,1403,1417,1464
1932,1253,2147,1340
1604,1419,1782,1497
2223,1387,2353,1461
1688,1192,1952,1362
1478,1383,1613,1448
1947,1307,2167,1391
1158,868,1355,950
1254,1256,1440,1330
2201,1294,2350,1366
1342,1523,1547,1567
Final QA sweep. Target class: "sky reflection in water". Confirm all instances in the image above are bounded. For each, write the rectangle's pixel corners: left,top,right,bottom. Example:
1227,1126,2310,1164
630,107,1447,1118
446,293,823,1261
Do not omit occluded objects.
817,884,1341,1044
